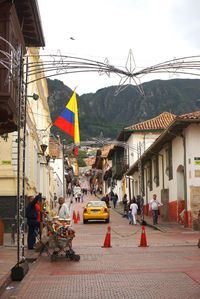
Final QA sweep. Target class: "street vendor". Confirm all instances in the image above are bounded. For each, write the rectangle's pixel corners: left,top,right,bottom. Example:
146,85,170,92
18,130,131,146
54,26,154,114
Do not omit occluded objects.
58,197,70,219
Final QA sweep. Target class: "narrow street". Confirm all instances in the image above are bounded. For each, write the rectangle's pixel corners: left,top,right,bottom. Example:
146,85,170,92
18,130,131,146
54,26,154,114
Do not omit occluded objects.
2,195,200,299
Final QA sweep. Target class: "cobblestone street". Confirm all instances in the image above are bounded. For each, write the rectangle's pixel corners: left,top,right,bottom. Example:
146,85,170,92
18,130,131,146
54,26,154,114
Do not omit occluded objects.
1,196,200,298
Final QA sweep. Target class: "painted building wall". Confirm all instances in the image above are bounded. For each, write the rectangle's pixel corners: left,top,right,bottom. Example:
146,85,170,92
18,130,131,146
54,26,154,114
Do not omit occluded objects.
129,123,200,229
127,132,161,166
26,47,53,199
139,136,185,221
49,159,64,198
0,48,63,228
112,180,123,202
184,124,200,228
0,134,17,195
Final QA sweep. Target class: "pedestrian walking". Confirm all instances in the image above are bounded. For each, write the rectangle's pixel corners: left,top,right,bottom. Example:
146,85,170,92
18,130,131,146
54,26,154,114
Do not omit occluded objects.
101,194,110,208
130,199,138,225
136,195,145,222
122,194,128,217
57,197,70,219
136,195,141,215
112,193,118,208
81,192,84,203
149,194,162,225
127,199,133,224
73,184,81,203
110,190,114,200
26,194,41,250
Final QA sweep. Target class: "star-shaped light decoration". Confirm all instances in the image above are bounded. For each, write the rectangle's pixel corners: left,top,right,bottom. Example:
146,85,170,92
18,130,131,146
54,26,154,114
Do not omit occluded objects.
91,132,111,147
114,49,145,96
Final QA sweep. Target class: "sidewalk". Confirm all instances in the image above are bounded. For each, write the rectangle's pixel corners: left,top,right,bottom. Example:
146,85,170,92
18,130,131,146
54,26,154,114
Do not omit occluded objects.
0,233,39,296
0,194,82,293
112,201,191,233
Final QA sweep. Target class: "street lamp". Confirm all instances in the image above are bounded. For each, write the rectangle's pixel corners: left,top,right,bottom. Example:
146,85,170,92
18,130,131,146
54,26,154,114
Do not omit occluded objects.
27,93,39,101
40,143,48,155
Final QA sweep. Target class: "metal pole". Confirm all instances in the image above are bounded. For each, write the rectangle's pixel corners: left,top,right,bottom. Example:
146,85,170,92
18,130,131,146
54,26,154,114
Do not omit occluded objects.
21,57,28,259
16,48,23,265
62,144,65,198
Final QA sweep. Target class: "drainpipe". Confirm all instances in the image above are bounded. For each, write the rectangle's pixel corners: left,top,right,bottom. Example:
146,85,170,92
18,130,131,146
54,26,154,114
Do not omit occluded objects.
181,133,188,227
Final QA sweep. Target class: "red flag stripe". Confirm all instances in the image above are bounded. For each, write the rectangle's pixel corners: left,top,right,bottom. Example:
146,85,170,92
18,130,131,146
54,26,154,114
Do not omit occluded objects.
54,116,74,138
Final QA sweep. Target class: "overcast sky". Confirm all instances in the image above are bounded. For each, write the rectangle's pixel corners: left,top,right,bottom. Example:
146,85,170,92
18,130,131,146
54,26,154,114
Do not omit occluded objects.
38,0,200,95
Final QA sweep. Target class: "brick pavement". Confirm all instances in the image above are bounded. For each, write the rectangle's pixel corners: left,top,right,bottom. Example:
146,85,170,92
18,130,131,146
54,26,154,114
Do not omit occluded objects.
1,195,200,298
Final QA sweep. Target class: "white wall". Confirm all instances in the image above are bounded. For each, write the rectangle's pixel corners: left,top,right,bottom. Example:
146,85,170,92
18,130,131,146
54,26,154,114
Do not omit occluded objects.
112,180,123,201
127,132,161,166
49,159,63,197
185,124,200,209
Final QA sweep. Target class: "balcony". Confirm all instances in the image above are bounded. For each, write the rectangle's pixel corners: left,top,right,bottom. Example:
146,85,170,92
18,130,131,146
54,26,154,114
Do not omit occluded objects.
0,1,45,134
0,66,19,134
0,3,23,134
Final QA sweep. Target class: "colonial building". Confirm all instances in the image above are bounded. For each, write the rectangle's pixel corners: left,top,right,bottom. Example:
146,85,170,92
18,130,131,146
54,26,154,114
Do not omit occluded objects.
91,145,114,195
0,1,58,229
108,112,175,201
0,0,44,134
127,111,200,229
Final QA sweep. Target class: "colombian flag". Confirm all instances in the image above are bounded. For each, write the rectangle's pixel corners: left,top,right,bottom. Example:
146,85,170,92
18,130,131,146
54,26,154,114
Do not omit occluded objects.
54,91,80,145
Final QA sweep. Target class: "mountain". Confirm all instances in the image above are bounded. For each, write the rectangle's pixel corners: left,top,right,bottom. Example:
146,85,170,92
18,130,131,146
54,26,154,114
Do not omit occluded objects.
47,78,200,141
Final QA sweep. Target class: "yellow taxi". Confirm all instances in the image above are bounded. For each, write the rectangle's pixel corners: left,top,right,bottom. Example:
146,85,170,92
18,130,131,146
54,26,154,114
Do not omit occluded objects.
83,200,110,224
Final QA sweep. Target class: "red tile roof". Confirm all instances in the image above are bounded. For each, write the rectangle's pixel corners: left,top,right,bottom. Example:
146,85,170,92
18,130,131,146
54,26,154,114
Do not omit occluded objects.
101,144,114,157
178,110,200,120
125,112,176,131
84,157,96,167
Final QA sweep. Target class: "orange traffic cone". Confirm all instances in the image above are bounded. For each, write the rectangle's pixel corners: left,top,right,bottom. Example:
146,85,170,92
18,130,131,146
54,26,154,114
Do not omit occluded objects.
73,210,76,221
102,226,111,248
77,211,80,222
73,211,78,224
139,225,148,247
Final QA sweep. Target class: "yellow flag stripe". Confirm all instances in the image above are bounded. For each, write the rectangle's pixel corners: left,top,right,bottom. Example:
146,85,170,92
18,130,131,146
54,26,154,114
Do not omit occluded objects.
66,92,80,144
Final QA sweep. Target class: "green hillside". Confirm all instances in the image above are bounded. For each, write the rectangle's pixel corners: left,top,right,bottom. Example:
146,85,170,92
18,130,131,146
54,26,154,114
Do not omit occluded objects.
47,78,200,141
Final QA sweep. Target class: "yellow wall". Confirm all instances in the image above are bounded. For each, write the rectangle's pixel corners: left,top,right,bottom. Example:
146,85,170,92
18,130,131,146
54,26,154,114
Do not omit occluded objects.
0,47,55,206
0,134,17,196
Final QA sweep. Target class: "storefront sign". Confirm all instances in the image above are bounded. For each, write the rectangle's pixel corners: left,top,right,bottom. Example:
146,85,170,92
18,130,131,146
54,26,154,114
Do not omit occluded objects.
1,160,11,165
194,157,200,165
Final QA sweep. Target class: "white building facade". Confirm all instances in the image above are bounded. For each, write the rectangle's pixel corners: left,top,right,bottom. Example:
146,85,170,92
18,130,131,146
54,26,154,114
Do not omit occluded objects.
127,111,200,229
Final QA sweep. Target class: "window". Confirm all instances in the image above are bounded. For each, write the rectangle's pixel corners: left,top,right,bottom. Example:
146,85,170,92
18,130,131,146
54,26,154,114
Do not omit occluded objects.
146,160,152,191
153,155,159,187
165,143,173,180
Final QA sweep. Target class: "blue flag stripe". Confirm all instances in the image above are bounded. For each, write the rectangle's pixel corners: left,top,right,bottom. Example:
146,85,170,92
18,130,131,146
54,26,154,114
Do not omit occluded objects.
60,107,74,124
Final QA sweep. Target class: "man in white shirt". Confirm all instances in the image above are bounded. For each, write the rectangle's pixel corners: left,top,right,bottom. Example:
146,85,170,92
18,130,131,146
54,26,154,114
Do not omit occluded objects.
149,194,162,225
130,200,138,225
58,197,70,219
73,185,82,203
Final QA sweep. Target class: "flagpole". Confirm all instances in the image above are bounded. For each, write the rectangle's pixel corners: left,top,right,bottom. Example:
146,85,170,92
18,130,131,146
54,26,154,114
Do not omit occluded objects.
62,142,65,198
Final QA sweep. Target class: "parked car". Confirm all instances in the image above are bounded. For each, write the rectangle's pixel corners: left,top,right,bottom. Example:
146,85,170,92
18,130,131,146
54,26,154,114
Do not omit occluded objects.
83,201,110,224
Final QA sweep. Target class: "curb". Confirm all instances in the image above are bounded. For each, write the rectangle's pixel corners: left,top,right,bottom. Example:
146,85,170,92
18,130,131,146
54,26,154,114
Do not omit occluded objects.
112,206,165,232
